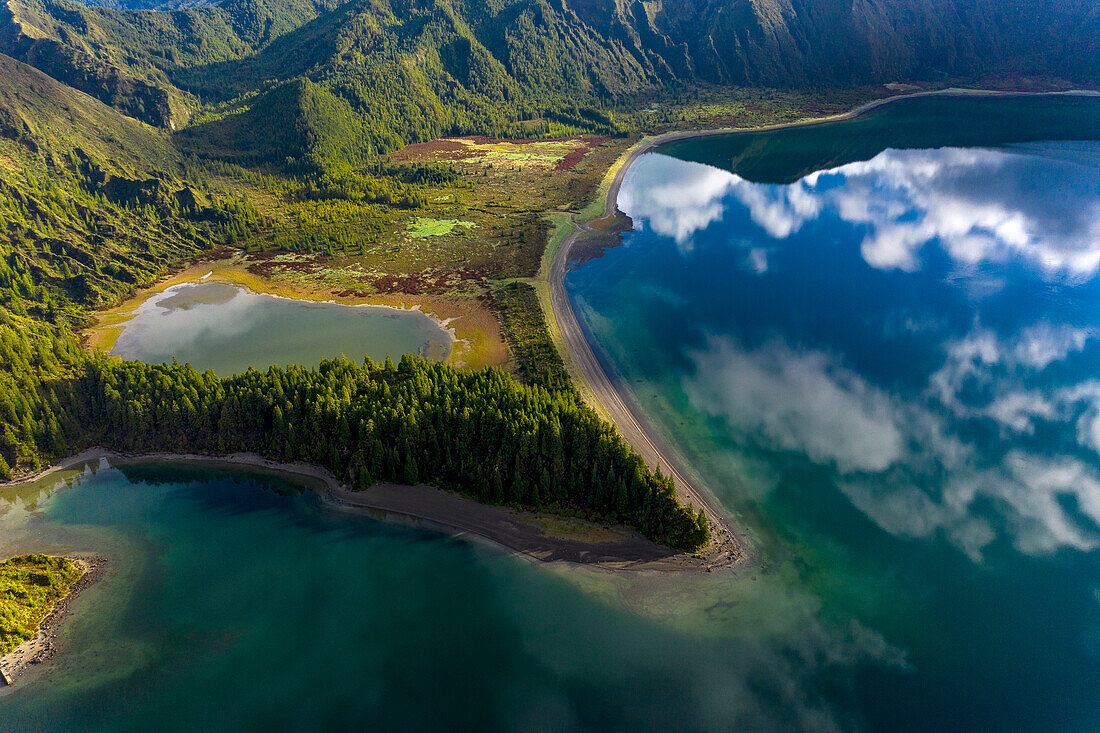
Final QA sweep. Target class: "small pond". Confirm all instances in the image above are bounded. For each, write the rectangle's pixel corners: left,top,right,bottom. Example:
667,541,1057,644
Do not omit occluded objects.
109,281,451,375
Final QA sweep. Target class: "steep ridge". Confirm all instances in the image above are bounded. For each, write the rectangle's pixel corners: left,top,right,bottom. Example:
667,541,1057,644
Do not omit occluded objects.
0,0,187,126
4,0,1096,129
0,0,341,126
0,51,255,311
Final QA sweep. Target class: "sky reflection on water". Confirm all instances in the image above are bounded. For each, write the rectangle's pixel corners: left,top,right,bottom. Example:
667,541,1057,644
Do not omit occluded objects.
110,281,451,374
623,144,1100,278
566,102,1100,728
616,144,1100,561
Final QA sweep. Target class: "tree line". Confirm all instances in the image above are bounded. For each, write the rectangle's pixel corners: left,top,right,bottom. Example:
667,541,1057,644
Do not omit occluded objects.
1,350,708,551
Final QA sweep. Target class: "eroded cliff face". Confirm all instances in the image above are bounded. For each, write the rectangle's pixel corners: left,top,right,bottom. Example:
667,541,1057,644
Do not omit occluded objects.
559,0,1100,86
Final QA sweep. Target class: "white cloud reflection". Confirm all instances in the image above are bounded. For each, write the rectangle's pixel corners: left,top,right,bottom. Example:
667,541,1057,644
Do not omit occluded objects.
684,322,1100,561
684,337,905,473
627,144,1100,279
111,283,262,362
684,338,914,473
930,323,1095,422
626,144,1100,560
619,156,734,249
808,145,1100,277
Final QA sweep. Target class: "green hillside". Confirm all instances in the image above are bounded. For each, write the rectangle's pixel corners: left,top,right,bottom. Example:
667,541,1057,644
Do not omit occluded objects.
0,53,239,309
4,0,1095,175
0,52,179,169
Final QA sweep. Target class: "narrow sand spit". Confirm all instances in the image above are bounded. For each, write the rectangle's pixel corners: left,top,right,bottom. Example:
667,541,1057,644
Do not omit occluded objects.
548,139,746,571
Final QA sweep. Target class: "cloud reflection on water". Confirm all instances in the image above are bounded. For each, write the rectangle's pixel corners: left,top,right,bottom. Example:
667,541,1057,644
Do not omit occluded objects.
624,145,1100,281
684,337,906,474
683,328,1100,560
620,145,1100,560
112,284,264,361
108,281,450,375
619,156,737,249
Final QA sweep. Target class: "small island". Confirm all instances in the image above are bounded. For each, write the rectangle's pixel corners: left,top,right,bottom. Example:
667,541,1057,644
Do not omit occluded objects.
0,554,98,687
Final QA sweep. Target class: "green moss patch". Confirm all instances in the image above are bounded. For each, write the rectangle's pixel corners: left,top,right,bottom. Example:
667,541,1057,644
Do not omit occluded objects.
407,217,476,238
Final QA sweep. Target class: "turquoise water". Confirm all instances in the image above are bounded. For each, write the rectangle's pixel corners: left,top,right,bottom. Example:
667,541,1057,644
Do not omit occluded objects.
565,95,1100,729
110,281,451,375
0,461,858,731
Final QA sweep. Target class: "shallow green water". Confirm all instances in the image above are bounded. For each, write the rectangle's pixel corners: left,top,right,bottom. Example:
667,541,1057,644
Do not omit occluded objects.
109,282,451,375
0,461,847,731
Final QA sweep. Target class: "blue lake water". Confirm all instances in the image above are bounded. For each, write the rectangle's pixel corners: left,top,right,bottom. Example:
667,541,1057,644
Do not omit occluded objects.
566,95,1100,730
2,95,1099,731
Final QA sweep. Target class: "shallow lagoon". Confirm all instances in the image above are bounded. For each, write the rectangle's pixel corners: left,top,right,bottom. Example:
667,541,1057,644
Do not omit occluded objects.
109,281,451,375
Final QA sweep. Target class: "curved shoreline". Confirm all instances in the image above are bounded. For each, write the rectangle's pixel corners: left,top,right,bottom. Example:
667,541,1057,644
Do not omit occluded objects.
543,86,1098,571
547,151,746,570
2,449,722,573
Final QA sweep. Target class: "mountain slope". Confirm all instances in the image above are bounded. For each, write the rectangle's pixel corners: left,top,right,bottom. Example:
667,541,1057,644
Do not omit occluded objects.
0,51,257,315
2,0,1097,175
0,0,341,126
0,51,180,171
8,0,1098,114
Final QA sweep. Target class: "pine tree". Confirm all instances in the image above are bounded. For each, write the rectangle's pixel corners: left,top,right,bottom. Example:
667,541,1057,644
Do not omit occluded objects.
537,468,550,511
403,451,419,485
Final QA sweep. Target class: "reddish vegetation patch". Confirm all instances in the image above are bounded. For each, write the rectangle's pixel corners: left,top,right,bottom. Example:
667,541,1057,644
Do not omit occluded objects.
388,139,475,162
554,136,609,172
463,135,608,147
788,103,833,116
245,252,325,279
193,245,236,263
